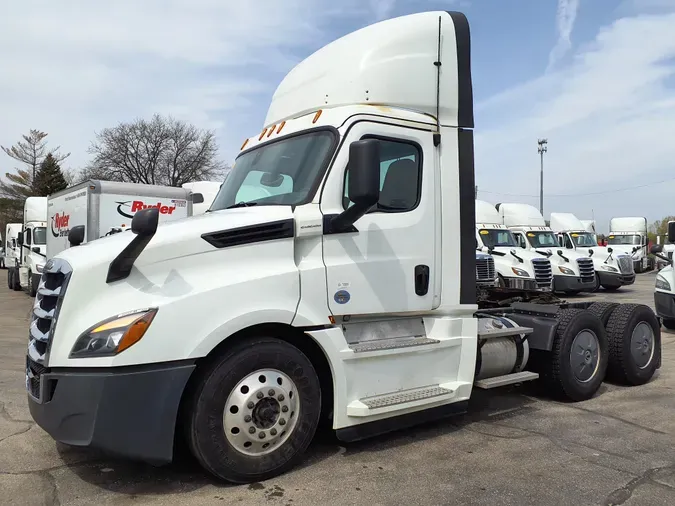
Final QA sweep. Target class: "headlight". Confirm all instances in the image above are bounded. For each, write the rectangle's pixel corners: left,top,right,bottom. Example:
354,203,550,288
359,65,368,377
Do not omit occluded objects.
35,264,44,273
558,266,575,275
656,275,671,291
600,265,618,272
70,308,157,358
511,267,530,277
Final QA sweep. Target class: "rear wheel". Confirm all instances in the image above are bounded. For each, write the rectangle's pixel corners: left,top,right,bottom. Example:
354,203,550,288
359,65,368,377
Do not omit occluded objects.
529,309,608,402
605,304,660,385
186,337,321,483
587,302,619,326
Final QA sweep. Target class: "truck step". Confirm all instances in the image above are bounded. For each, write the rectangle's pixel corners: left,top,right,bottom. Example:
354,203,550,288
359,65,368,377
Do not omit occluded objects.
474,371,539,389
347,383,461,417
349,336,439,353
477,326,533,340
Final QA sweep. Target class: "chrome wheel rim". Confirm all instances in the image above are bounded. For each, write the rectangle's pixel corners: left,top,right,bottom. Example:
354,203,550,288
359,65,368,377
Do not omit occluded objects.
223,369,300,456
630,322,654,369
570,329,600,383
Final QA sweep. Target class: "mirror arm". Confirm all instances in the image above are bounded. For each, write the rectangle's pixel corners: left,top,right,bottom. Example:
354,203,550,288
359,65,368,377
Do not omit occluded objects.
325,204,373,234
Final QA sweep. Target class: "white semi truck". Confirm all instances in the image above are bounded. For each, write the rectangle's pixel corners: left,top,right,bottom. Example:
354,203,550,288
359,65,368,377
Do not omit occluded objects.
607,217,654,273
496,203,595,295
551,212,635,291
46,180,199,260
11,197,48,296
475,200,553,292
3,223,21,275
27,11,661,484
651,223,675,329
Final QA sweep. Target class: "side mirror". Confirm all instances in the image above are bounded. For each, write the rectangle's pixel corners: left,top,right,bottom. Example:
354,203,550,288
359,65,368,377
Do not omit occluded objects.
668,222,675,244
651,244,663,254
17,232,23,247
68,225,85,247
31,247,40,253
588,249,594,257
329,139,380,233
192,192,205,204
132,208,159,237
557,249,564,256
607,247,613,253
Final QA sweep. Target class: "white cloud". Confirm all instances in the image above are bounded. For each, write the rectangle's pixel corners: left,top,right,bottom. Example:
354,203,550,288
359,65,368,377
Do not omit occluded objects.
547,0,581,72
475,9,675,232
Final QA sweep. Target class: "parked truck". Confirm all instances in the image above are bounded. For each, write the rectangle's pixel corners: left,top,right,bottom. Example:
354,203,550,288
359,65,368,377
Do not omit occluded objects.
11,197,48,296
496,203,595,295
551,212,635,291
607,217,654,273
27,11,661,484
651,223,675,329
475,200,553,292
3,223,21,275
182,181,222,215
46,180,199,260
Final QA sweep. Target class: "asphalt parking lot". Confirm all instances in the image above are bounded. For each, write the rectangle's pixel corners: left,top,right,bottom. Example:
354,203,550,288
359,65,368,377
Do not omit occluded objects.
1,272,673,506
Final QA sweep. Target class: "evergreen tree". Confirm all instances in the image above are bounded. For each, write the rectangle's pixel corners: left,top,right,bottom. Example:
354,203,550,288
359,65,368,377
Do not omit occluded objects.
33,153,68,196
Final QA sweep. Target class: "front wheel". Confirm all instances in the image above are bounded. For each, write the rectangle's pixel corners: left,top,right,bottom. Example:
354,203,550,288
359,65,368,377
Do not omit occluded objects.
28,271,38,297
601,284,621,292
186,337,321,483
663,319,675,331
11,269,21,291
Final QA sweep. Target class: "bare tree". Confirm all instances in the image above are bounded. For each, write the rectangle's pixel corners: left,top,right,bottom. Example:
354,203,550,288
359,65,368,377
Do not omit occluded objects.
1,129,70,181
85,114,228,187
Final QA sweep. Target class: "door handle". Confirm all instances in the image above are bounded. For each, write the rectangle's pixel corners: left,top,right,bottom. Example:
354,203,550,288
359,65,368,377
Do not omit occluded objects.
414,264,430,296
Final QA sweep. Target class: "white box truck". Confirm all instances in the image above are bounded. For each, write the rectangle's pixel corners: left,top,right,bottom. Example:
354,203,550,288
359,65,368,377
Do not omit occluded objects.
27,11,661,484
607,217,654,273
46,180,199,260
12,197,48,296
496,203,595,295
551,212,635,291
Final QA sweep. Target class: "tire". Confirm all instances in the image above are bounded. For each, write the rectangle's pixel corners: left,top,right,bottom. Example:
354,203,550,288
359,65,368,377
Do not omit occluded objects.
28,272,38,297
564,290,581,296
529,308,608,402
663,319,675,331
587,301,619,326
7,269,12,289
604,304,661,386
591,274,601,293
11,269,21,291
601,284,620,292
185,337,321,483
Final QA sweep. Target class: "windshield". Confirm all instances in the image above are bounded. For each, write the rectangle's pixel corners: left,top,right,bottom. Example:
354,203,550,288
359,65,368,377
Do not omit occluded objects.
570,232,596,247
526,231,559,249
210,130,336,210
607,234,641,246
33,227,46,245
478,228,518,248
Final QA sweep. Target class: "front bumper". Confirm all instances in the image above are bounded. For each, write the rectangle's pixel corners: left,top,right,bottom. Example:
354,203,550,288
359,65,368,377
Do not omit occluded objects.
598,270,635,287
27,358,195,464
503,277,551,292
654,291,675,319
553,275,595,292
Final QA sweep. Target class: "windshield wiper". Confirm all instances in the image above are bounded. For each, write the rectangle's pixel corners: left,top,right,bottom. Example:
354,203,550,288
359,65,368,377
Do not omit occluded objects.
226,201,259,209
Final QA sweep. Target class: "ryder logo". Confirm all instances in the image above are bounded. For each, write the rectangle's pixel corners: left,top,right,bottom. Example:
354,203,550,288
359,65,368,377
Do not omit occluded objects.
116,200,177,219
51,212,71,237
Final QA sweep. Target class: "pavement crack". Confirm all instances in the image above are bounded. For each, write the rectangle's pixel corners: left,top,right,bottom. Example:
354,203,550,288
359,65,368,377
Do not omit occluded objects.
604,465,675,505
0,424,32,443
42,471,61,506
0,401,34,425
551,403,668,435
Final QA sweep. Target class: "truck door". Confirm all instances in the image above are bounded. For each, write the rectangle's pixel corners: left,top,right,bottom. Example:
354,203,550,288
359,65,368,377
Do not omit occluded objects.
320,122,437,315
24,228,32,264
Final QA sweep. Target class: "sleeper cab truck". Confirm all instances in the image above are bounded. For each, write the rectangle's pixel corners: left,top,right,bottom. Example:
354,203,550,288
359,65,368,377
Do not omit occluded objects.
607,217,654,273
651,222,675,330
13,197,48,296
26,11,661,484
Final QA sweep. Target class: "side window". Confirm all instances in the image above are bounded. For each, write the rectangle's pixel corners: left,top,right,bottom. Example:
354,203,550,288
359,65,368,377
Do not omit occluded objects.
235,170,294,203
344,138,421,212
564,235,573,249
25,229,32,246
515,233,526,248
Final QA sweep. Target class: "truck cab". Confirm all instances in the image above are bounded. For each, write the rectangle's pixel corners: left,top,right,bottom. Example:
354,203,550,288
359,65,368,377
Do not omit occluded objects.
15,197,47,296
551,212,635,291
607,217,654,273
496,203,595,295
4,223,22,273
475,200,552,292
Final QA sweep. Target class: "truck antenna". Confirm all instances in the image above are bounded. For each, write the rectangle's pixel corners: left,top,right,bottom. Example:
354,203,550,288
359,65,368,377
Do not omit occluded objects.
433,15,442,147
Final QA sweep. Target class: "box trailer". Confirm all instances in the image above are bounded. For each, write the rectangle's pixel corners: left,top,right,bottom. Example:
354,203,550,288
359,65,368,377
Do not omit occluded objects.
46,180,196,260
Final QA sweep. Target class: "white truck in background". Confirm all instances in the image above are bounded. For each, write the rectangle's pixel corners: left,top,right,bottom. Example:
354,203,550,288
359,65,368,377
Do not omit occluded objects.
182,181,222,215
580,220,596,236
11,197,48,296
27,11,661,484
496,203,595,295
475,200,553,292
607,217,654,273
46,180,200,260
3,223,22,273
651,223,675,329
551,212,635,291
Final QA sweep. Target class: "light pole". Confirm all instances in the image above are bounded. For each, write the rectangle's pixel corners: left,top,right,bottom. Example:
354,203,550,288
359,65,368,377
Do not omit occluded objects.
537,139,548,215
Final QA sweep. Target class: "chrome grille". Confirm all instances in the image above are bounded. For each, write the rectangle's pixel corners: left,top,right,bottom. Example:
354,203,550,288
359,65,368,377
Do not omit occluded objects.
476,254,496,282
617,255,634,275
28,258,71,367
576,258,595,282
532,258,553,288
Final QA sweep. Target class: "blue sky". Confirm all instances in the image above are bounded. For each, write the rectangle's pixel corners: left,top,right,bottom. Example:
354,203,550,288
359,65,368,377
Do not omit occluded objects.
1,0,675,232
